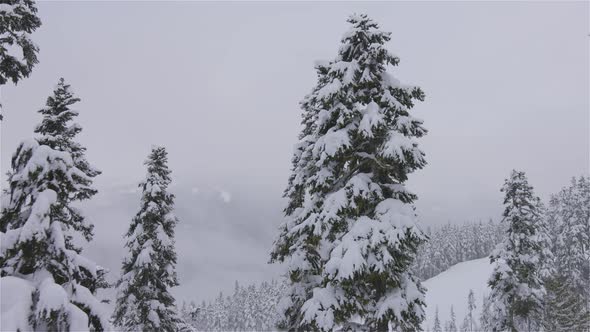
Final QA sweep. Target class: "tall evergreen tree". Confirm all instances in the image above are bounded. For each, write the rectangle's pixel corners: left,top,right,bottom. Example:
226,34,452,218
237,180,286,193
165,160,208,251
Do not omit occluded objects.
464,289,477,332
270,14,428,331
543,176,590,331
227,281,242,330
0,78,109,330
480,294,493,332
281,61,330,217
0,0,42,119
446,305,458,332
553,177,589,297
113,146,185,331
270,60,332,331
433,306,442,332
488,170,546,332
460,316,469,332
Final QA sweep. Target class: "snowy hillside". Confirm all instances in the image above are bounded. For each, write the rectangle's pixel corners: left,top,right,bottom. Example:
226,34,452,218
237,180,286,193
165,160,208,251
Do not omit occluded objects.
180,257,496,331
423,258,494,330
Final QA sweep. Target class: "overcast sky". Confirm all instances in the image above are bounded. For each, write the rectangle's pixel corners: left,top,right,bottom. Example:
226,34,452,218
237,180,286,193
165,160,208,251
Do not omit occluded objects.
1,1,588,225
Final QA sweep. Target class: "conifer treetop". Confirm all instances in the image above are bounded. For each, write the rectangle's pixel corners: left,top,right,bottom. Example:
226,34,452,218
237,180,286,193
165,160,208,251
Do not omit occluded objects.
501,170,541,219
35,78,82,144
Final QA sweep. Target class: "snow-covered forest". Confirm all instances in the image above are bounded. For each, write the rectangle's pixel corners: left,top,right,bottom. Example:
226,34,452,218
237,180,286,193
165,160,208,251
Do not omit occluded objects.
413,221,504,280
178,221,506,331
1,1,588,332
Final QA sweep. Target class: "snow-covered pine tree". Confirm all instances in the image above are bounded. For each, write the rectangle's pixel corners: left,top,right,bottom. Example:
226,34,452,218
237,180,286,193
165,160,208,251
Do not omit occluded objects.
270,60,332,331
0,0,42,120
543,176,590,331
480,294,493,332
270,14,428,331
447,305,458,332
433,306,442,332
460,316,469,332
235,285,248,330
259,280,280,330
488,170,546,332
212,292,228,330
202,302,214,331
0,78,109,330
113,146,186,332
280,60,330,218
465,289,477,332
244,284,259,331
34,78,101,243
554,177,589,299
227,281,242,330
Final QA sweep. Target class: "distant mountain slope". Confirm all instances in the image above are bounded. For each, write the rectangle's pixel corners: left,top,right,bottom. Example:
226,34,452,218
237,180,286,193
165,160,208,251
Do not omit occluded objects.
422,258,493,331
81,183,285,304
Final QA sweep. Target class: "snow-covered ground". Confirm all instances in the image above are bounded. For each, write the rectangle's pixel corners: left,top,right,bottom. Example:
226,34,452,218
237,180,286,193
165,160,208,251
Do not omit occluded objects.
422,257,493,330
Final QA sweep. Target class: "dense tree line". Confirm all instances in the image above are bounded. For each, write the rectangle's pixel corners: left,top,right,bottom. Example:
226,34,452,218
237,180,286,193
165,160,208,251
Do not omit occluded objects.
480,173,589,332
181,280,284,331
188,170,584,332
421,172,589,332
413,220,504,280
542,176,589,331
181,219,506,331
